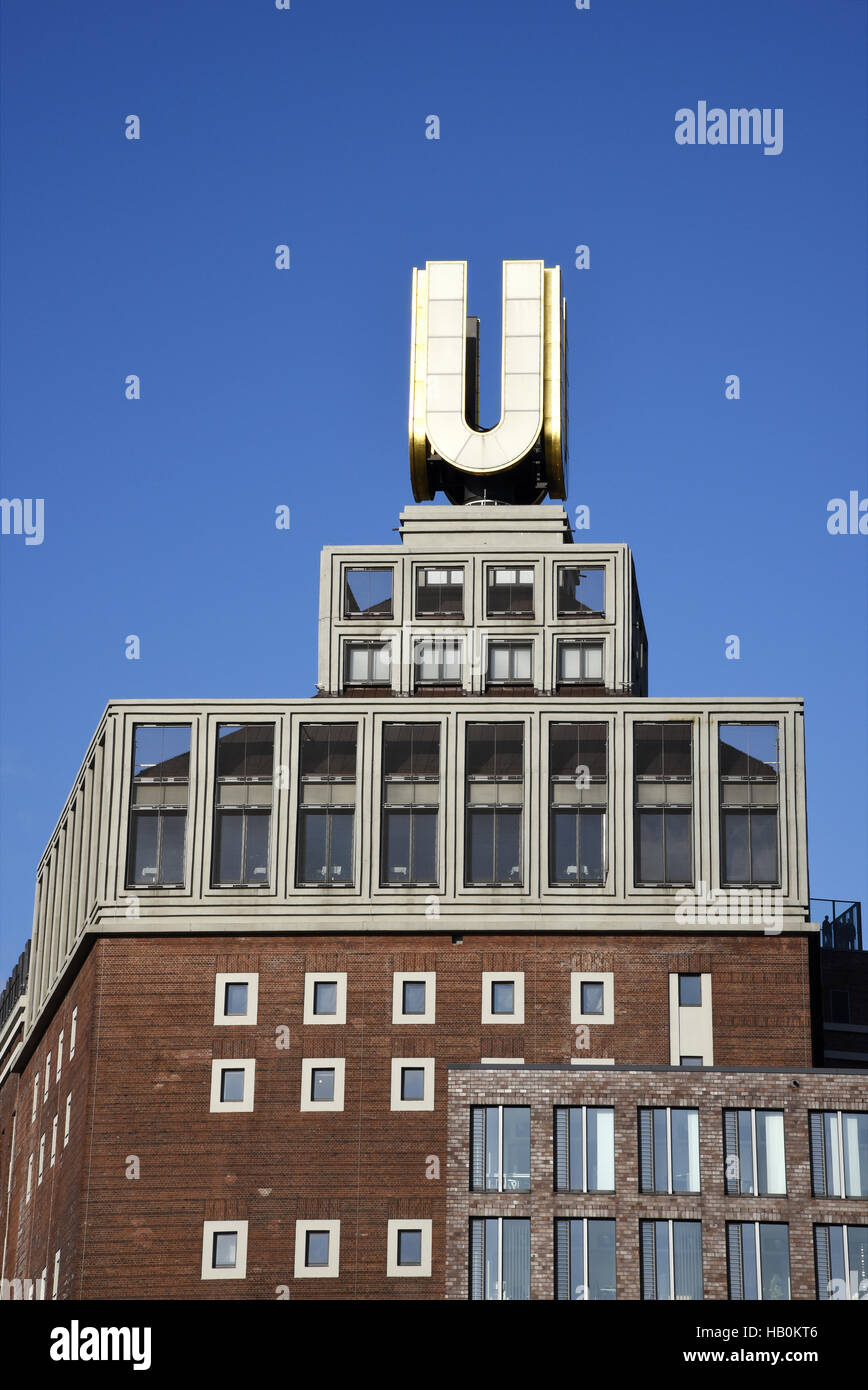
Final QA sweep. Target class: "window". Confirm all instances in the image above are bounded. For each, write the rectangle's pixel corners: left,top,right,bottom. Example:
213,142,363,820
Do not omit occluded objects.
344,567,393,618
387,1219,433,1278
471,1107,530,1191
639,1107,701,1193
570,972,614,1028
815,1225,868,1300
56,1032,63,1083
380,724,440,886
727,1223,790,1300
719,723,779,885
300,1058,346,1112
32,1075,38,1122
64,1094,71,1147
201,1220,248,1280
640,1221,703,1301
413,637,463,686
392,972,436,1024
557,640,604,685
302,972,348,1025
724,1110,786,1196
678,974,701,1006
465,724,523,886
557,565,605,617
555,1219,616,1300
294,1219,340,1278
50,1115,57,1166
127,724,191,887
38,1136,45,1183
69,1008,77,1059
213,972,259,1026
212,724,274,886
680,1056,703,1068
481,972,525,1024
209,1059,255,1113
343,641,391,686
52,1251,60,1300
390,1057,435,1111
554,1107,615,1192
26,1155,33,1204
297,725,357,886
549,724,607,886
486,641,533,685
415,567,463,617
486,566,534,616
634,723,693,885
470,1219,530,1300
810,1112,868,1198
44,1058,50,1101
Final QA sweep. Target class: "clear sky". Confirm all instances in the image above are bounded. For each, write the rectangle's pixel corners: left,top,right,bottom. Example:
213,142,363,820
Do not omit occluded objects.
1,0,866,981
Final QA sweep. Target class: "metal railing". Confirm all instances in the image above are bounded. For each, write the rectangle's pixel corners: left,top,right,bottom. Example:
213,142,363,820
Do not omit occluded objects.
811,899,862,951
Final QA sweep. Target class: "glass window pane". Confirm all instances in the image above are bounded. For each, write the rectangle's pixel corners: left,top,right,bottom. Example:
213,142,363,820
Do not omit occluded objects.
495,810,521,883
467,809,494,883
214,811,243,883
159,811,186,883
588,1108,615,1192
243,812,270,881
634,726,663,777
723,811,750,883
673,1222,703,1300
213,1232,237,1268
847,1227,868,1298
401,1067,425,1101
484,1218,499,1298
637,812,664,882
738,1109,754,1194
411,811,437,883
347,646,369,682
216,725,247,779
663,725,692,777
559,645,582,681
299,809,327,881
587,1219,616,1300
224,983,248,1016
328,810,354,881
442,640,462,681
502,1220,530,1301
383,810,411,882
665,811,692,881
130,811,159,884
220,1069,245,1102
579,810,604,882
757,1112,786,1195
306,1231,330,1266
345,568,392,616
550,725,580,776
581,982,604,1015
568,1108,583,1192
312,1068,335,1101
824,1112,842,1196
750,811,778,883
671,1110,700,1193
502,1108,530,1191
652,1110,668,1194
843,1113,868,1197
134,725,191,779
397,1229,422,1266
489,646,510,681
485,1108,500,1192
719,725,752,777
759,1224,790,1300
466,727,496,777
654,1221,670,1300
495,726,523,777
512,645,532,680
679,974,701,1006
313,981,337,1015
491,981,515,1015
552,809,579,882
583,644,603,681
402,981,426,1014
740,1222,759,1299
373,645,391,682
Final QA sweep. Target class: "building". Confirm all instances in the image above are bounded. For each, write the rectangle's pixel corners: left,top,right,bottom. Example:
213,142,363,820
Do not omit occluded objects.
0,260,865,1302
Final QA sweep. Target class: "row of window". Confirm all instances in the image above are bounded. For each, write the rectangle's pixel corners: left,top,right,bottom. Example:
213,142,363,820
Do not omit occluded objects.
342,636,606,689
25,1093,73,1201
129,720,780,890
341,564,607,622
30,1008,76,1124
202,1218,432,1281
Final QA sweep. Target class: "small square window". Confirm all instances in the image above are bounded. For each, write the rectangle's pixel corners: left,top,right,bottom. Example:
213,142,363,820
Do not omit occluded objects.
491,981,515,1015
311,1068,335,1102
401,1067,425,1101
679,974,702,1007
397,1229,422,1266
344,568,393,618
581,982,604,1015
213,1231,237,1268
680,1056,703,1068
305,1230,330,1267
403,981,426,1015
224,983,248,1016
220,1068,245,1103
314,981,338,1016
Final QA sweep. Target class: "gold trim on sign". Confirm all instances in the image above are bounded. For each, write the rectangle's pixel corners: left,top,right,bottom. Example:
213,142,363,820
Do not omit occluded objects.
409,267,434,500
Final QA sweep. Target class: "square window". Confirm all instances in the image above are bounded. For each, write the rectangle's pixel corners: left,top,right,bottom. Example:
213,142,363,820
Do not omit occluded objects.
220,1068,245,1103
581,982,604,1015
311,1068,335,1102
344,568,393,618
402,981,426,1015
224,982,248,1016
314,981,337,1015
305,1231,330,1267
401,1067,425,1101
397,1229,422,1266
491,981,515,1015
679,974,702,1007
213,1231,237,1268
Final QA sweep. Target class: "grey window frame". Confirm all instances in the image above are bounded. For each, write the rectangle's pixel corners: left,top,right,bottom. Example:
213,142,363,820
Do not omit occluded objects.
296,724,357,887
211,723,275,888
343,567,393,619
633,722,693,887
127,724,192,889
380,723,440,887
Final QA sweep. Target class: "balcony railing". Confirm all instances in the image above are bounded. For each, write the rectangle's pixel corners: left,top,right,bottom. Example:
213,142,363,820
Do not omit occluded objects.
812,899,863,951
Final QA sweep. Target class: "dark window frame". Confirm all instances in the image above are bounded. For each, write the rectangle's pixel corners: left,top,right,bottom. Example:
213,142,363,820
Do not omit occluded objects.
343,567,394,619
211,723,275,888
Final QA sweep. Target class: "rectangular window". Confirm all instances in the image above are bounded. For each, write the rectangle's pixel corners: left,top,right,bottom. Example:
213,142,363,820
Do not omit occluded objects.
723,1110,786,1196
810,1111,868,1198
52,1250,60,1300
678,974,701,1006
415,566,464,617
549,723,607,886
70,1008,77,1059
305,1230,330,1267
815,1224,868,1301
38,1135,45,1183
555,1219,616,1300
634,723,693,885
44,1058,50,1100
727,1222,791,1300
343,641,391,686
56,1032,63,1082
486,641,533,685
719,724,779,885
469,1218,530,1300
554,1107,615,1192
400,1066,425,1101
26,1155,33,1204
640,1221,703,1301
311,1067,335,1102
639,1107,700,1193
465,724,523,886
397,1228,422,1266
212,724,274,886
50,1115,57,1166
486,565,534,616
380,724,439,886
557,565,605,617
64,1094,71,1146
224,982,249,1016
557,640,604,684
220,1069,246,1103
127,724,191,887
32,1074,38,1122
413,636,463,685
213,1231,238,1269
297,724,357,886
471,1106,531,1192
344,567,393,618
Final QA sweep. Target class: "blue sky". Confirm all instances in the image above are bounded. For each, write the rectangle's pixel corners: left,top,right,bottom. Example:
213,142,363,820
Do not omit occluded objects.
1,0,866,980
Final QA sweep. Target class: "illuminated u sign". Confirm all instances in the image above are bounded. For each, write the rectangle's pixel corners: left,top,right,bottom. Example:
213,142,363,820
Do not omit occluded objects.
409,259,567,503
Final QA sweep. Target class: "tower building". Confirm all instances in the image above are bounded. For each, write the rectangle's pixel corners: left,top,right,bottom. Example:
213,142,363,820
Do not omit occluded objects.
0,261,865,1302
